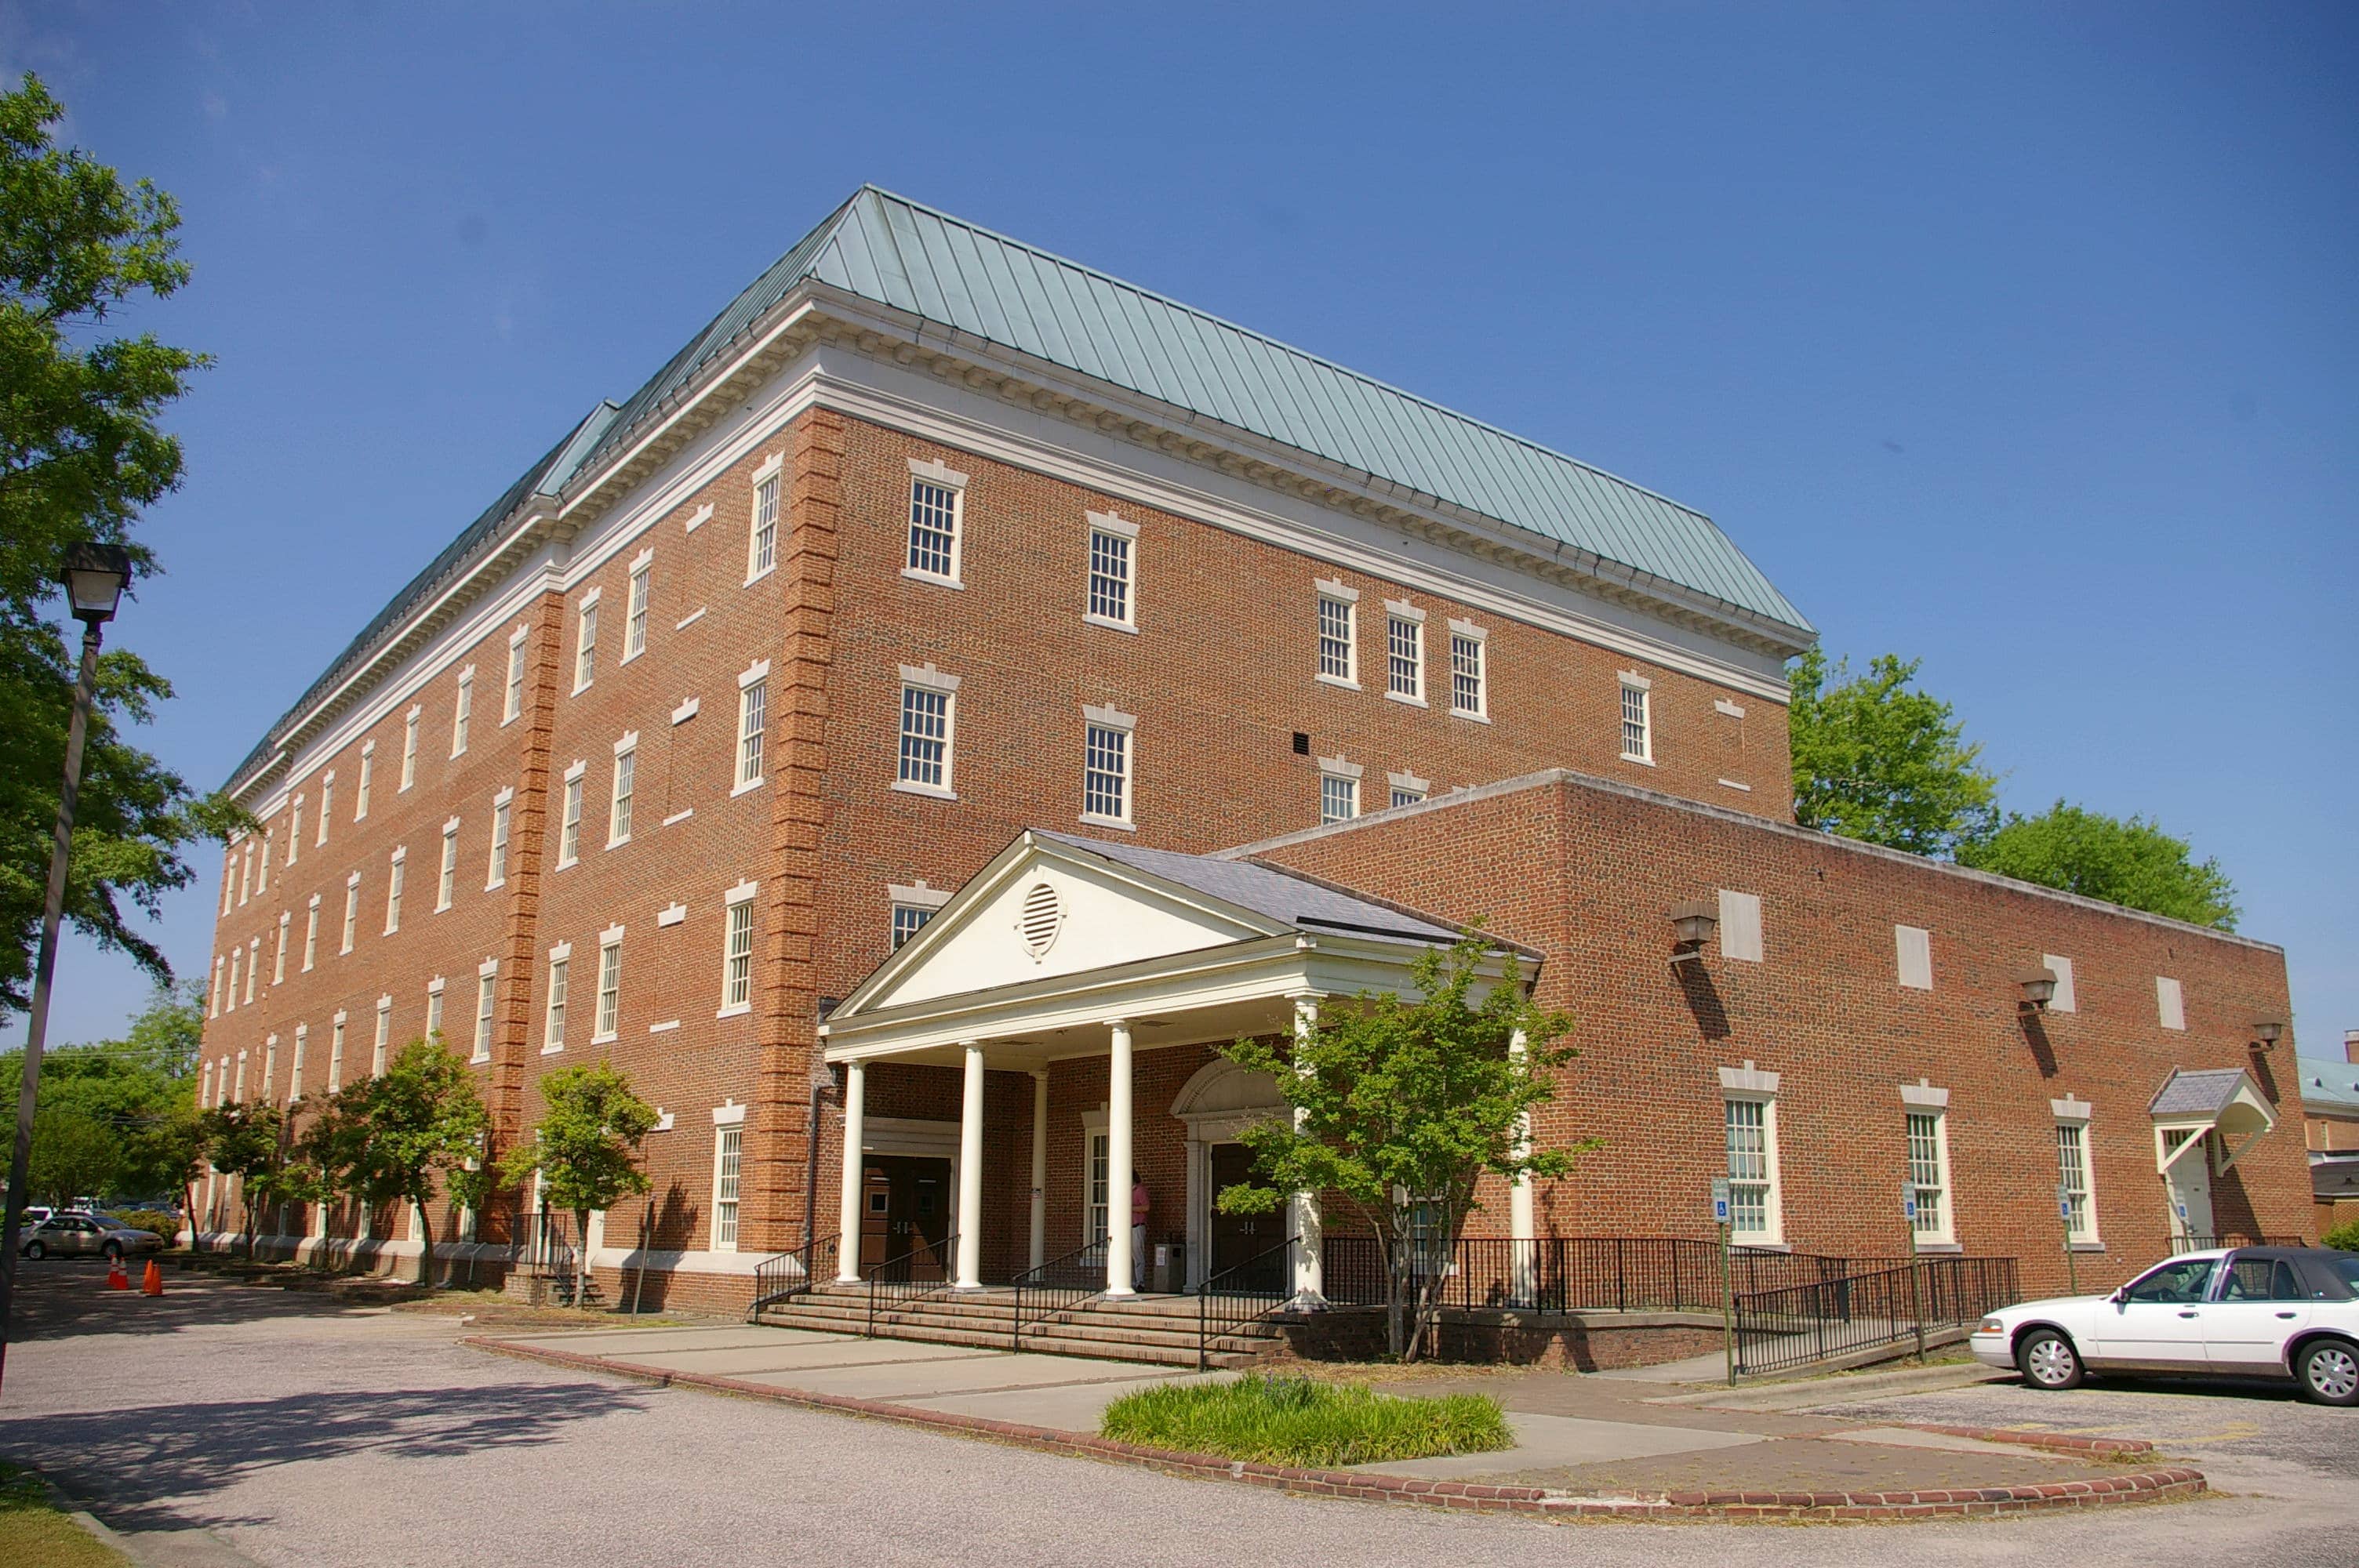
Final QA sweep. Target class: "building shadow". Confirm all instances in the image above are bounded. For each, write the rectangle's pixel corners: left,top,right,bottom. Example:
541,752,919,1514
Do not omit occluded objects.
1672,961,1731,1040
2019,1013,2058,1076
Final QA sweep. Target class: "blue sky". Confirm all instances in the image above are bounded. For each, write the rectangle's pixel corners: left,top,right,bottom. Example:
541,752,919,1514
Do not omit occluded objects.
4,3,2354,1073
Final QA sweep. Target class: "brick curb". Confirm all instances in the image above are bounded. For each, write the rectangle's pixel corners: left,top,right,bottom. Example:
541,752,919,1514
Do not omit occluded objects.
465,1338,2206,1523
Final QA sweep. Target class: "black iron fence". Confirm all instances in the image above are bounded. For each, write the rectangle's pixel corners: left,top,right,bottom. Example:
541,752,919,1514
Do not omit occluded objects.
1198,1234,1298,1369
1012,1236,1108,1350
747,1233,839,1319
868,1231,958,1334
1317,1235,1914,1315
2174,1233,2310,1253
1732,1255,2019,1377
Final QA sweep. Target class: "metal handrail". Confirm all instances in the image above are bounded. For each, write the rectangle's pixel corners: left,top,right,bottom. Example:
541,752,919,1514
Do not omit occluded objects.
1011,1236,1108,1350
867,1230,958,1336
747,1232,840,1320
1732,1254,2019,1377
1198,1233,1297,1370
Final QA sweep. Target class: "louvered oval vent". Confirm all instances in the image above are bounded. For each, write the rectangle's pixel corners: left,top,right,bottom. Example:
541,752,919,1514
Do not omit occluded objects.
1017,882,1064,960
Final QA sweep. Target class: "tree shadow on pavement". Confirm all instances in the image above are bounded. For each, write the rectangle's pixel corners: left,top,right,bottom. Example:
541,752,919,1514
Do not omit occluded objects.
0,1377,650,1534
10,1261,422,1343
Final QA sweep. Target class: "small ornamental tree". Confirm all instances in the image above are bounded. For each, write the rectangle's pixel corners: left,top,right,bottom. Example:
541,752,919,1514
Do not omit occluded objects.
500,1062,659,1306
300,1040,489,1287
1216,931,1594,1360
197,1100,293,1260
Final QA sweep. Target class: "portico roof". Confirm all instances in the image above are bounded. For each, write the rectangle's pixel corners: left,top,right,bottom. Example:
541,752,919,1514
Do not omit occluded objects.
2150,1066,2277,1173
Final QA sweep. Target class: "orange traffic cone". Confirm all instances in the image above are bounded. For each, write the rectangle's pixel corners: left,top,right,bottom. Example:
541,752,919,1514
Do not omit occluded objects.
141,1259,163,1296
107,1256,130,1290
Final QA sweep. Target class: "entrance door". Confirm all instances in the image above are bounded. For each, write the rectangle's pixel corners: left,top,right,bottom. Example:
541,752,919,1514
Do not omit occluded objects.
1206,1144,1283,1291
2161,1130,2215,1246
858,1156,953,1280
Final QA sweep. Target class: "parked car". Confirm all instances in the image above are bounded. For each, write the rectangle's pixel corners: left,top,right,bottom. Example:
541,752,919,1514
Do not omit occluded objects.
18,1212,169,1261
1972,1247,2359,1406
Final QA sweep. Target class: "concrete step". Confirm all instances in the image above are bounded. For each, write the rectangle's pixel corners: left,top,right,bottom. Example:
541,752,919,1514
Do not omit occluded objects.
751,1287,1281,1369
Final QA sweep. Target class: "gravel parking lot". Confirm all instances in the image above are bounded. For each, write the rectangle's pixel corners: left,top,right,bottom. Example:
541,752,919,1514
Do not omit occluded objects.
0,1265,2350,1568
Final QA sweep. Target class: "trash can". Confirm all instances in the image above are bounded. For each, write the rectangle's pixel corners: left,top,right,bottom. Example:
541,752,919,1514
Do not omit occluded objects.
1152,1241,1181,1294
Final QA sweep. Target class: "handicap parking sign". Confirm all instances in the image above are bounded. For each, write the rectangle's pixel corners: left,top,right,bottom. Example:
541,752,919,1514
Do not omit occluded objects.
1710,1177,1730,1225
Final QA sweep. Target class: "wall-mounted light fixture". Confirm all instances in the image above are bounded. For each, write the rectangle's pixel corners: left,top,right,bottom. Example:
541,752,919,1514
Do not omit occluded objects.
2251,1019,2284,1051
2016,968,2059,1012
1668,901,1717,964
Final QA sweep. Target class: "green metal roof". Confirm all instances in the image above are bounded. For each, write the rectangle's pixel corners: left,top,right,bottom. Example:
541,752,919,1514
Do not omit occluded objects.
580,186,1810,635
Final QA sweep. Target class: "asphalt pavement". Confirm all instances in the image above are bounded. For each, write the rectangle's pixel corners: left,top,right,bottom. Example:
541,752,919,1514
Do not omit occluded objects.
0,1261,2350,1567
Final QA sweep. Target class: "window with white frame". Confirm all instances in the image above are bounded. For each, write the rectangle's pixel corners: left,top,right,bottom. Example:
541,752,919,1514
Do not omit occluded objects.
1448,622,1487,718
340,876,359,954
1085,513,1136,628
486,793,511,889
245,939,259,1003
373,997,391,1076
209,956,224,1016
226,948,240,1011
356,745,374,819
288,1025,305,1103
1388,771,1430,810
594,932,622,1040
471,964,497,1062
303,898,320,971
425,979,445,1041
895,668,956,795
1385,604,1424,702
222,849,234,914
263,1036,276,1099
1316,585,1357,684
736,666,768,789
2055,1113,2098,1243
1081,706,1134,826
1085,1123,1110,1244
1724,1095,1779,1240
749,466,780,580
329,1014,346,1093
233,1051,245,1101
609,737,637,844
239,841,252,903
385,849,405,934
573,593,599,691
905,472,962,583
256,832,271,891
558,765,584,866
274,913,289,983
401,708,420,789
316,776,333,844
1318,757,1361,824
891,902,935,949
1906,1109,1952,1243
437,820,459,910
503,630,528,723
543,946,569,1054
625,554,651,660
1619,674,1652,763
721,885,756,1012
711,1120,743,1250
288,797,303,862
452,667,474,757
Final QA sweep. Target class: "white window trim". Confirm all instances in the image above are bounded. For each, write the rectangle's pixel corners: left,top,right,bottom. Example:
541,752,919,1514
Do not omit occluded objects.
732,661,771,795
717,879,759,1018
710,1115,746,1253
902,458,969,590
1718,1062,1784,1246
502,626,529,725
1619,672,1655,765
592,925,625,1044
746,453,783,586
572,588,602,695
1314,579,1360,689
1318,754,1362,823
340,873,360,955
543,942,572,1056
892,664,959,800
485,787,514,891
1904,1099,1957,1247
400,707,420,791
471,957,499,1065
384,848,407,935
1446,618,1490,722
355,740,376,821
609,732,638,847
2052,1099,2102,1247
556,760,586,870
1386,769,1431,808
1078,703,1138,831
887,879,954,912
1383,599,1427,708
436,817,460,912
1083,510,1140,633
450,666,475,758
621,548,654,664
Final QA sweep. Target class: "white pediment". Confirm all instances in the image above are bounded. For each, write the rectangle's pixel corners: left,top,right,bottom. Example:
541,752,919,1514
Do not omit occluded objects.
853,837,1281,1014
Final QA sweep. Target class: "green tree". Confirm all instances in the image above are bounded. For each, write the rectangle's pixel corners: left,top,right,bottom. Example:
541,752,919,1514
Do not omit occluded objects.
2,984,199,1211
0,73,239,1013
300,1040,489,1286
1788,648,1997,858
500,1062,659,1307
195,1099,291,1260
26,1103,117,1205
1960,800,2240,931
1216,932,1593,1359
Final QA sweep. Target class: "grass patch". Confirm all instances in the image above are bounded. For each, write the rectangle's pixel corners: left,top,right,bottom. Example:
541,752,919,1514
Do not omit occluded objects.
0,1461,126,1567
1100,1373,1513,1468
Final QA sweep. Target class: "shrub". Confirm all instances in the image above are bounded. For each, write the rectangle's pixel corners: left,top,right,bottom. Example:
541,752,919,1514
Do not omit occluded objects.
2324,1218,2359,1254
1100,1373,1511,1468
107,1210,180,1243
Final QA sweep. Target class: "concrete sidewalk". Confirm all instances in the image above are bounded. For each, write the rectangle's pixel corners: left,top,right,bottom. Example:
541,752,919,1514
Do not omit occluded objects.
480,1325,2169,1508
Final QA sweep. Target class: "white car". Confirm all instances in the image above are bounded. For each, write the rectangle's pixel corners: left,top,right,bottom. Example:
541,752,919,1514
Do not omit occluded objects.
1971,1247,2359,1406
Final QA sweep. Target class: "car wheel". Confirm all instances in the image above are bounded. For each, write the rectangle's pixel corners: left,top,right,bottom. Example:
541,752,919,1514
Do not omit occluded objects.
22,1241,43,1260
2295,1339,2359,1407
2018,1328,2085,1390
101,1240,122,1261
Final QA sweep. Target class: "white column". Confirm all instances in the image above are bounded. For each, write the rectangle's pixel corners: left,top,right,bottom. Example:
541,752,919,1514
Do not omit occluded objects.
835,1058,866,1282
1028,1069,1049,1272
1289,993,1326,1308
1104,1020,1135,1296
954,1042,986,1290
1508,1029,1537,1307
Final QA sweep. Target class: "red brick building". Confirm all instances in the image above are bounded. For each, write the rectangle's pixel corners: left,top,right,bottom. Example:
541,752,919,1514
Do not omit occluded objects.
193,188,2309,1314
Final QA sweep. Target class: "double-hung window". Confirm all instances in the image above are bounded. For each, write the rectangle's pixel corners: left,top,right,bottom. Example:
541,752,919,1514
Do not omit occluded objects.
891,902,935,949
1085,512,1136,629
437,819,459,910
425,979,445,1041
226,948,240,1012
894,666,957,797
1619,674,1653,764
355,745,374,819
573,592,600,692
1725,1097,1779,1241
274,913,289,983
557,764,584,866
904,463,964,586
503,630,528,723
384,849,405,934
257,833,271,893
720,885,756,1014
748,463,780,581
400,707,420,789
451,667,474,757
609,735,637,844
1906,1109,1953,1243
736,666,769,791
594,931,623,1041
624,553,651,660
1318,757,1361,824
329,1014,345,1093
543,946,569,1054
303,897,320,971
1448,621,1488,719
1081,706,1135,827
1388,771,1430,810
340,875,360,954
317,776,333,844
471,963,497,1063
373,998,391,1076
1315,582,1358,685
288,798,302,862
2056,1116,2099,1244
245,939,260,1003
288,1025,306,1104
1385,603,1425,703
712,1120,743,1250
486,792,511,889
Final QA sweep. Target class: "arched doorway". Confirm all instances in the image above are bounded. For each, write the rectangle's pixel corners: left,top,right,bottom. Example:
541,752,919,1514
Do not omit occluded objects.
1171,1057,1285,1289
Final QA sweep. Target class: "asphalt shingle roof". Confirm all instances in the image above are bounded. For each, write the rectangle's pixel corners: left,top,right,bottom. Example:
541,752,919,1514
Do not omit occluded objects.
1034,830,1467,949
2149,1067,2261,1119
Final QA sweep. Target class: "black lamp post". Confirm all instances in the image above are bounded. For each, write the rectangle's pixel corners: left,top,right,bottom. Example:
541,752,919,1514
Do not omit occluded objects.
0,543,132,1393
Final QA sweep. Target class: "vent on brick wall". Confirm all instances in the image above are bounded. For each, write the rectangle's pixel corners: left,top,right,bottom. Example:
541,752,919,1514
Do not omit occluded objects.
1292,732,1310,756
1018,882,1064,960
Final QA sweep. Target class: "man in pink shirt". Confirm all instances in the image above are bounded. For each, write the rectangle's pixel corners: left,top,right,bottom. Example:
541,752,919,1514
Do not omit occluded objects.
1131,1174,1150,1290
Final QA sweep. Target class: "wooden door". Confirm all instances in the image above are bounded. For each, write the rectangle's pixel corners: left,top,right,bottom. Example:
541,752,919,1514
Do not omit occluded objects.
861,1156,952,1280
1207,1143,1282,1290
